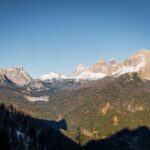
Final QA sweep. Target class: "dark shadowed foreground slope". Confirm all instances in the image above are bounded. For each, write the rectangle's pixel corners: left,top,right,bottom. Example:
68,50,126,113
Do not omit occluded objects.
85,126,150,150
0,103,150,150
0,103,80,150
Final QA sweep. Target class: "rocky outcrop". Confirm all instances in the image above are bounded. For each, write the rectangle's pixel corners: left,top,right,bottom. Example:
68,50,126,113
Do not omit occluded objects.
112,116,119,126
101,102,113,116
6,67,32,85
69,49,150,80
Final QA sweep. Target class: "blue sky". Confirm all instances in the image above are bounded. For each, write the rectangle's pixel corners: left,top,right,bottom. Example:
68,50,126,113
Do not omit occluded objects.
0,0,150,77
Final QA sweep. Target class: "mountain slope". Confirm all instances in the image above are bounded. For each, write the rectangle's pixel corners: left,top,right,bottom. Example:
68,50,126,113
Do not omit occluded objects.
2,72,150,144
36,73,150,142
0,103,150,150
0,103,81,150
1,49,150,144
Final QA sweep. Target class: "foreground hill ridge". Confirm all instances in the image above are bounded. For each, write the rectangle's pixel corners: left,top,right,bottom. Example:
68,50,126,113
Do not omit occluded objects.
0,49,150,85
0,103,150,150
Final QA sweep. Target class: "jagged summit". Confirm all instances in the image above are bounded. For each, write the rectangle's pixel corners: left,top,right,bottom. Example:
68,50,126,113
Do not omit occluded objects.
70,64,87,78
75,64,87,72
35,49,150,81
97,58,106,65
0,69,5,75
138,48,150,54
0,67,33,85
70,49,150,80
6,67,32,85
109,58,117,65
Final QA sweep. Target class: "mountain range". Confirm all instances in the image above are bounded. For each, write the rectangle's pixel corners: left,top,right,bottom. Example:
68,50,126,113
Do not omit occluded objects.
1,49,150,86
40,49,150,81
1,49,150,147
0,49,150,102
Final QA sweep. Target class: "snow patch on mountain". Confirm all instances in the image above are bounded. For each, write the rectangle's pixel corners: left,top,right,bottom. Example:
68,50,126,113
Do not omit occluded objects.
113,58,146,76
25,96,49,102
69,70,106,80
39,72,67,81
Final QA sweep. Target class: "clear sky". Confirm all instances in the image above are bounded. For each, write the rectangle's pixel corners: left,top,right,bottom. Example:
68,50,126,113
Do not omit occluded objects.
0,0,150,77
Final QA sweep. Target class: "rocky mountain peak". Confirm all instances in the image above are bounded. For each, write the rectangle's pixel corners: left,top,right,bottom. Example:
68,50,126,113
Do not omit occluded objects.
123,49,150,67
69,49,150,80
138,48,150,54
75,64,87,72
128,49,150,62
109,58,117,65
6,67,32,85
97,58,107,65
71,64,87,77
0,69,5,75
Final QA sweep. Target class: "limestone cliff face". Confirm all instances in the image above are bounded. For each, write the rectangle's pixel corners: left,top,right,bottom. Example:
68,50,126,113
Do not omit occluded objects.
0,72,7,84
123,49,150,79
89,59,108,73
6,67,32,85
71,64,87,77
69,49,150,80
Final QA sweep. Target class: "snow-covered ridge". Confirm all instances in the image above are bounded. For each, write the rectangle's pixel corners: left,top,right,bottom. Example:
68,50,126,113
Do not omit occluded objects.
113,59,146,76
39,72,67,81
39,49,150,81
69,70,107,80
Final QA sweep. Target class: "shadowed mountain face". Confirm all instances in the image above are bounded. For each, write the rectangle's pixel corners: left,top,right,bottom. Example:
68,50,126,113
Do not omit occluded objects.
85,126,150,150
43,119,68,131
0,103,150,150
0,103,80,150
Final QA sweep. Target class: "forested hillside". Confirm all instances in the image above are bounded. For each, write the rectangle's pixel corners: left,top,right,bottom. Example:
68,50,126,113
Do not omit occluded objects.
0,103,150,150
1,73,150,147
0,103,80,150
